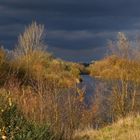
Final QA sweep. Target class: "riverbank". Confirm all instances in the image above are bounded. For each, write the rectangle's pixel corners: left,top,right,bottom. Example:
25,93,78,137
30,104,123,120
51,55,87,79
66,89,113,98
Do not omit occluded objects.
74,114,140,140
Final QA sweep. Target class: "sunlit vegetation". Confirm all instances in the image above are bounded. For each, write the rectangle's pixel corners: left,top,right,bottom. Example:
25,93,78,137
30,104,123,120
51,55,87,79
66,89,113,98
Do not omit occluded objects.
0,89,54,140
84,32,140,140
89,32,140,81
0,22,95,140
1,22,140,140
10,22,81,88
74,115,140,140
89,55,140,82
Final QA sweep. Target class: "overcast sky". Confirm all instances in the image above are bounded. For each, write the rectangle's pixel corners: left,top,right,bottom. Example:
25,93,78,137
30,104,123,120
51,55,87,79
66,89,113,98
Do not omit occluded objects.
0,0,140,62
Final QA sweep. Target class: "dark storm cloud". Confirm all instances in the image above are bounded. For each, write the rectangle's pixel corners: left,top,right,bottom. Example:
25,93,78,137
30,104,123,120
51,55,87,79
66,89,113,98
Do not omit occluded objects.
0,0,140,61
1,0,140,16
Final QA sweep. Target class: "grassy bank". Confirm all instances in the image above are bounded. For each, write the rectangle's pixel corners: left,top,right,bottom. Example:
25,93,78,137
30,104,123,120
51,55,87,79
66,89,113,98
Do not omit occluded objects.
74,115,140,140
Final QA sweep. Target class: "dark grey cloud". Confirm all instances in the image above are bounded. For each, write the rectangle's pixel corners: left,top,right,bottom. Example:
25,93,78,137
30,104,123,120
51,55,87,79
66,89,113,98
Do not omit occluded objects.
1,0,140,16
0,0,140,61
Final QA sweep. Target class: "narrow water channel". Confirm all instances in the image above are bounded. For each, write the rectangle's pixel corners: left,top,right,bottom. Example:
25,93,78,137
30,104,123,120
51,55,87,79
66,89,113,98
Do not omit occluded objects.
78,75,97,102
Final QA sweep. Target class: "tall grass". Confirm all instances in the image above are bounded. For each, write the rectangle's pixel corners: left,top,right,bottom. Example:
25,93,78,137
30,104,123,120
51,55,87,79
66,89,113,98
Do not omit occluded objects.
74,114,140,140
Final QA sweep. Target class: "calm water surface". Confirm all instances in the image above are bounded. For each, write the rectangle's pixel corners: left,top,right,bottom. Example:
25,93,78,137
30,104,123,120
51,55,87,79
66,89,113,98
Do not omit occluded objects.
78,75,98,102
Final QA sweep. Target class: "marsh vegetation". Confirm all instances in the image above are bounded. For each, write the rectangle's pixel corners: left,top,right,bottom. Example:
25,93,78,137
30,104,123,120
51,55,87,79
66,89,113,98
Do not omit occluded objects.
0,23,140,140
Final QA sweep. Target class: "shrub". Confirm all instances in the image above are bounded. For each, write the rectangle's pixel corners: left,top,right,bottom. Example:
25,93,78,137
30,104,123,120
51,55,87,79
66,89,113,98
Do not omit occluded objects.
0,89,54,140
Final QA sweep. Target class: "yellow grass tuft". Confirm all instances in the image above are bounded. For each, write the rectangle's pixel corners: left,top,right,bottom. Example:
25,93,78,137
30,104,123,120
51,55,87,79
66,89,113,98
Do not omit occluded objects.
74,115,140,140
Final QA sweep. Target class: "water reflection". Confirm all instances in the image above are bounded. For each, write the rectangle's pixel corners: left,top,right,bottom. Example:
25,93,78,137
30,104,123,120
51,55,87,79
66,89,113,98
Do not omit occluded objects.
78,75,97,103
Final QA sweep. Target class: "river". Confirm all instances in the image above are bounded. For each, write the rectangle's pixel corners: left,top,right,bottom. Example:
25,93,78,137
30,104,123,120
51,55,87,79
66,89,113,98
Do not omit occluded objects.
78,75,97,102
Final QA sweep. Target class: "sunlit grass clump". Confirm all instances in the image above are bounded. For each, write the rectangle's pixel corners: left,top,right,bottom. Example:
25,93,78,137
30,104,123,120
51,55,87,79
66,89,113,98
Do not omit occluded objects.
74,115,140,140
